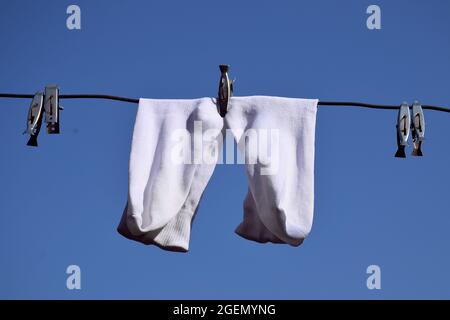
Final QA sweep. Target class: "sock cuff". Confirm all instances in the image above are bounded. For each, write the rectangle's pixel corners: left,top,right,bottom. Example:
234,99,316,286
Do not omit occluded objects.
118,207,193,252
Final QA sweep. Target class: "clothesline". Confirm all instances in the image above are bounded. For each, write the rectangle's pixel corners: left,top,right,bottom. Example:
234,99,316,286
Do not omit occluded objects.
1,93,450,113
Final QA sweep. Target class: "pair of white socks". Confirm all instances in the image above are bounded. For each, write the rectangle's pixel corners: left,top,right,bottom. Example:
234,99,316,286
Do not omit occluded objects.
117,96,318,252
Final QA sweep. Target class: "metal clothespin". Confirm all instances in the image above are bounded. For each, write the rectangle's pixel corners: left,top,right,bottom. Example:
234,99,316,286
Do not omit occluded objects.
24,92,45,147
394,102,411,158
44,85,63,134
411,101,425,156
217,65,233,117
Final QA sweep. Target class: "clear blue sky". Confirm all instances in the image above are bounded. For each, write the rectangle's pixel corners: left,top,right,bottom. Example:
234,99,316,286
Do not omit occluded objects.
0,0,449,299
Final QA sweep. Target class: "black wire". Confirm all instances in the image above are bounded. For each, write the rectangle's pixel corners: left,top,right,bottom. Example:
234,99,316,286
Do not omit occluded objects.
0,93,34,99
1,93,449,113
0,93,139,103
318,101,450,113
61,94,139,104
317,101,398,110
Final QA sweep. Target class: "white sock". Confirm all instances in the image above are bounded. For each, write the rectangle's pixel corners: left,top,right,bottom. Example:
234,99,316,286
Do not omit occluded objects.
118,98,223,252
225,96,318,246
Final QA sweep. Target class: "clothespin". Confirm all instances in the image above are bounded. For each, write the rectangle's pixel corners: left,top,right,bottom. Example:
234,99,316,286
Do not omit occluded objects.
411,101,425,156
44,85,63,134
217,65,234,117
24,92,44,147
24,85,63,147
394,102,411,158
